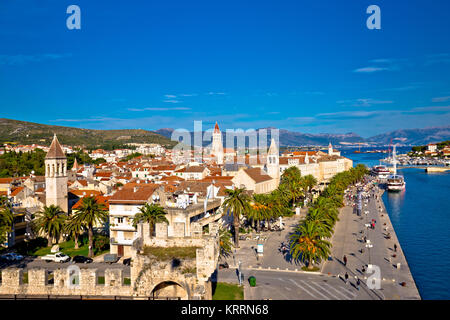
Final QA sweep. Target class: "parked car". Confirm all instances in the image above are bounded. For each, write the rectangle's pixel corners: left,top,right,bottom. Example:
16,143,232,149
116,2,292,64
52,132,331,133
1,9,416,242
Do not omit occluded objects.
72,255,93,264
103,253,119,264
0,253,24,262
41,252,71,263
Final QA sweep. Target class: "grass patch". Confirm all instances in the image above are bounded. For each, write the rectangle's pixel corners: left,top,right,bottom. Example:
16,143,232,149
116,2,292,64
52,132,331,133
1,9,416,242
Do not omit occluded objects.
123,278,131,285
301,266,320,272
30,240,109,258
181,266,197,274
143,246,199,261
212,282,244,300
98,276,105,285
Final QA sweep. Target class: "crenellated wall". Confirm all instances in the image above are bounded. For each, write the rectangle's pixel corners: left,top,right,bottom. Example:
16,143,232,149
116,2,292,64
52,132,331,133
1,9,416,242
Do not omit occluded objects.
0,222,221,300
0,268,132,297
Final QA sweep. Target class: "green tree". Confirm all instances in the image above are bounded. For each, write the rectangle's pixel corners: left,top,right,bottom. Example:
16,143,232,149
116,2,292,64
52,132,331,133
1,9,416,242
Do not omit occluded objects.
132,203,169,239
222,188,251,248
289,220,331,270
280,166,301,185
34,205,66,247
300,174,317,203
64,215,85,249
72,197,107,258
247,194,272,232
0,196,14,245
218,226,234,260
305,208,334,238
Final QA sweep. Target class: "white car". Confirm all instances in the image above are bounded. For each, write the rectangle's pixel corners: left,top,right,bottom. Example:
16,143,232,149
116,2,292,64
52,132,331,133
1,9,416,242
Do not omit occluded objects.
41,252,71,263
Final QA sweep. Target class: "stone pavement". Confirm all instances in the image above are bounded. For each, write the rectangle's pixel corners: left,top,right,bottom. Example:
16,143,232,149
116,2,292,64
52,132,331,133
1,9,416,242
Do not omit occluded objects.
322,185,421,300
217,181,421,300
217,268,373,300
222,214,308,271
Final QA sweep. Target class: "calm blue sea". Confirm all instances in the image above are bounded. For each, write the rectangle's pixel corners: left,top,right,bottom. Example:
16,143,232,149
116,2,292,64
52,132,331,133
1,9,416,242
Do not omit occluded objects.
343,148,450,300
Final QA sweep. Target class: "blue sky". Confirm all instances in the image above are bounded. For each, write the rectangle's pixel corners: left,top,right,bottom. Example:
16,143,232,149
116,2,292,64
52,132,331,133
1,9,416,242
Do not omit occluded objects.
1,0,450,137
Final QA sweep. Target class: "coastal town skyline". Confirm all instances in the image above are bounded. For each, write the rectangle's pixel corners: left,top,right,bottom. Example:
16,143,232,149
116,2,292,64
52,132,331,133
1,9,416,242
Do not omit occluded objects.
1,0,450,137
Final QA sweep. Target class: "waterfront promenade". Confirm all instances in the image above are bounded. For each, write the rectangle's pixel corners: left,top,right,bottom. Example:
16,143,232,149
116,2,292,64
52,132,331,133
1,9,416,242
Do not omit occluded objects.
322,184,421,300
217,178,421,300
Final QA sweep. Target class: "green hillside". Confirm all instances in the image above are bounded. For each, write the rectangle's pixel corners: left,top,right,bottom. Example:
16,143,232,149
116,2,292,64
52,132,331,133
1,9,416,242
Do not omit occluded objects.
0,118,177,149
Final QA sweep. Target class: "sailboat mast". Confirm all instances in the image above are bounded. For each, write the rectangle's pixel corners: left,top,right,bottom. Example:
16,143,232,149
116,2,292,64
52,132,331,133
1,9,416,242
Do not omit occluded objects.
393,144,397,175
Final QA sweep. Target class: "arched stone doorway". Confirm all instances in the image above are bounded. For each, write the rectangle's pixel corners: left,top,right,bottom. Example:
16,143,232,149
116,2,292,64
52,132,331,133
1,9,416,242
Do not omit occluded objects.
151,281,188,300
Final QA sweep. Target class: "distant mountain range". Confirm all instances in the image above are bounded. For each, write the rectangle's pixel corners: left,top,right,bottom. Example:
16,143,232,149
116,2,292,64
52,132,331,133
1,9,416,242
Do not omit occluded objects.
366,126,450,145
156,126,450,147
1,118,449,149
0,119,176,149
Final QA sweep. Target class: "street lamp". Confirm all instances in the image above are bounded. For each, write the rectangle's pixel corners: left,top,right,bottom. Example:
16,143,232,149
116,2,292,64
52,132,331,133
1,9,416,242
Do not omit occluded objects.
238,260,243,285
365,240,373,266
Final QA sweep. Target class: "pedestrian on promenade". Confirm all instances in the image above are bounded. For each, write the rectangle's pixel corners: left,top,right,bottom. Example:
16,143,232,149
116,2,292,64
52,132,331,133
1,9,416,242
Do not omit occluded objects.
344,272,349,284
343,255,347,266
394,244,397,252
362,265,366,273
356,278,361,291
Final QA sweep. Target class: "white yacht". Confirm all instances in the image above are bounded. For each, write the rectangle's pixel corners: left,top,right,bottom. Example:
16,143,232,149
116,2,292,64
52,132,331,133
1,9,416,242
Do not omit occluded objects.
372,164,390,179
387,145,406,191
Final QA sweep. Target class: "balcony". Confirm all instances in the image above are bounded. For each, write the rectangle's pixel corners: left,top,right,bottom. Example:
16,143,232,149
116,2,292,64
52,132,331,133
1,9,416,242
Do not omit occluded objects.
110,238,135,246
110,224,136,232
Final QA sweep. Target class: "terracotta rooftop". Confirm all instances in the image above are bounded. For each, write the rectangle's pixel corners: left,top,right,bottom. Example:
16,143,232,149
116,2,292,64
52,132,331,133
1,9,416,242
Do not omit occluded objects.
72,195,110,210
109,184,159,203
242,168,273,183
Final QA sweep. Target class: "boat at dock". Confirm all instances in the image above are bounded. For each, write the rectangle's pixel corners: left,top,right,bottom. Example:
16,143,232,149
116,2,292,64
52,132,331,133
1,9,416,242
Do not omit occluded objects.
371,164,391,179
387,145,406,192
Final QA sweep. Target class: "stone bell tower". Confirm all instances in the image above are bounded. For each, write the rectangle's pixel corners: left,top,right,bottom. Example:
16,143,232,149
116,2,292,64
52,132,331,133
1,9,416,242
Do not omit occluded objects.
267,138,279,181
45,134,68,212
212,122,224,165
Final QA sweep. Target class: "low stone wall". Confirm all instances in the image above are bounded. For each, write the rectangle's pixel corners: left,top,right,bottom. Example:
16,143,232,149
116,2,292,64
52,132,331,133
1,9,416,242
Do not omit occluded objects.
0,268,132,297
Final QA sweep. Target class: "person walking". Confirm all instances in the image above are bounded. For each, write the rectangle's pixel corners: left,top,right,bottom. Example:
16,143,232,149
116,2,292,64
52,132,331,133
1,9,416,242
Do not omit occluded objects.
343,255,347,266
394,244,397,252
356,278,361,291
344,272,349,284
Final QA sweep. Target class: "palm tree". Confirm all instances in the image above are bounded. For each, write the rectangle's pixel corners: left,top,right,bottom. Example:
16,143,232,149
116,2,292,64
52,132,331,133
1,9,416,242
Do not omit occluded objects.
301,174,317,203
272,183,291,206
72,196,107,258
289,220,331,270
305,208,334,238
132,203,168,239
280,166,301,186
247,194,271,232
64,216,85,249
287,179,305,208
34,205,66,247
222,187,251,248
218,226,234,260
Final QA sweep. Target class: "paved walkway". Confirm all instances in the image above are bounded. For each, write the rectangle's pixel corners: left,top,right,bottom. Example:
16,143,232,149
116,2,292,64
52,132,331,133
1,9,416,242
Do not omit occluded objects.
217,180,421,300
322,184,421,300
222,213,307,271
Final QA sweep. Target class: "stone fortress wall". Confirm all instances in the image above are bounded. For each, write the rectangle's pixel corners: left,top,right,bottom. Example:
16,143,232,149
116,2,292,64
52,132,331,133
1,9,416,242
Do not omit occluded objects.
0,222,221,300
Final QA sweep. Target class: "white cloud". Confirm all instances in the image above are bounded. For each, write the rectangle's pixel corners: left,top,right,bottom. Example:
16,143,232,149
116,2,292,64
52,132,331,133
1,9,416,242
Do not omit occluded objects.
432,96,450,103
163,99,182,103
128,107,191,111
337,98,393,107
353,67,389,73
